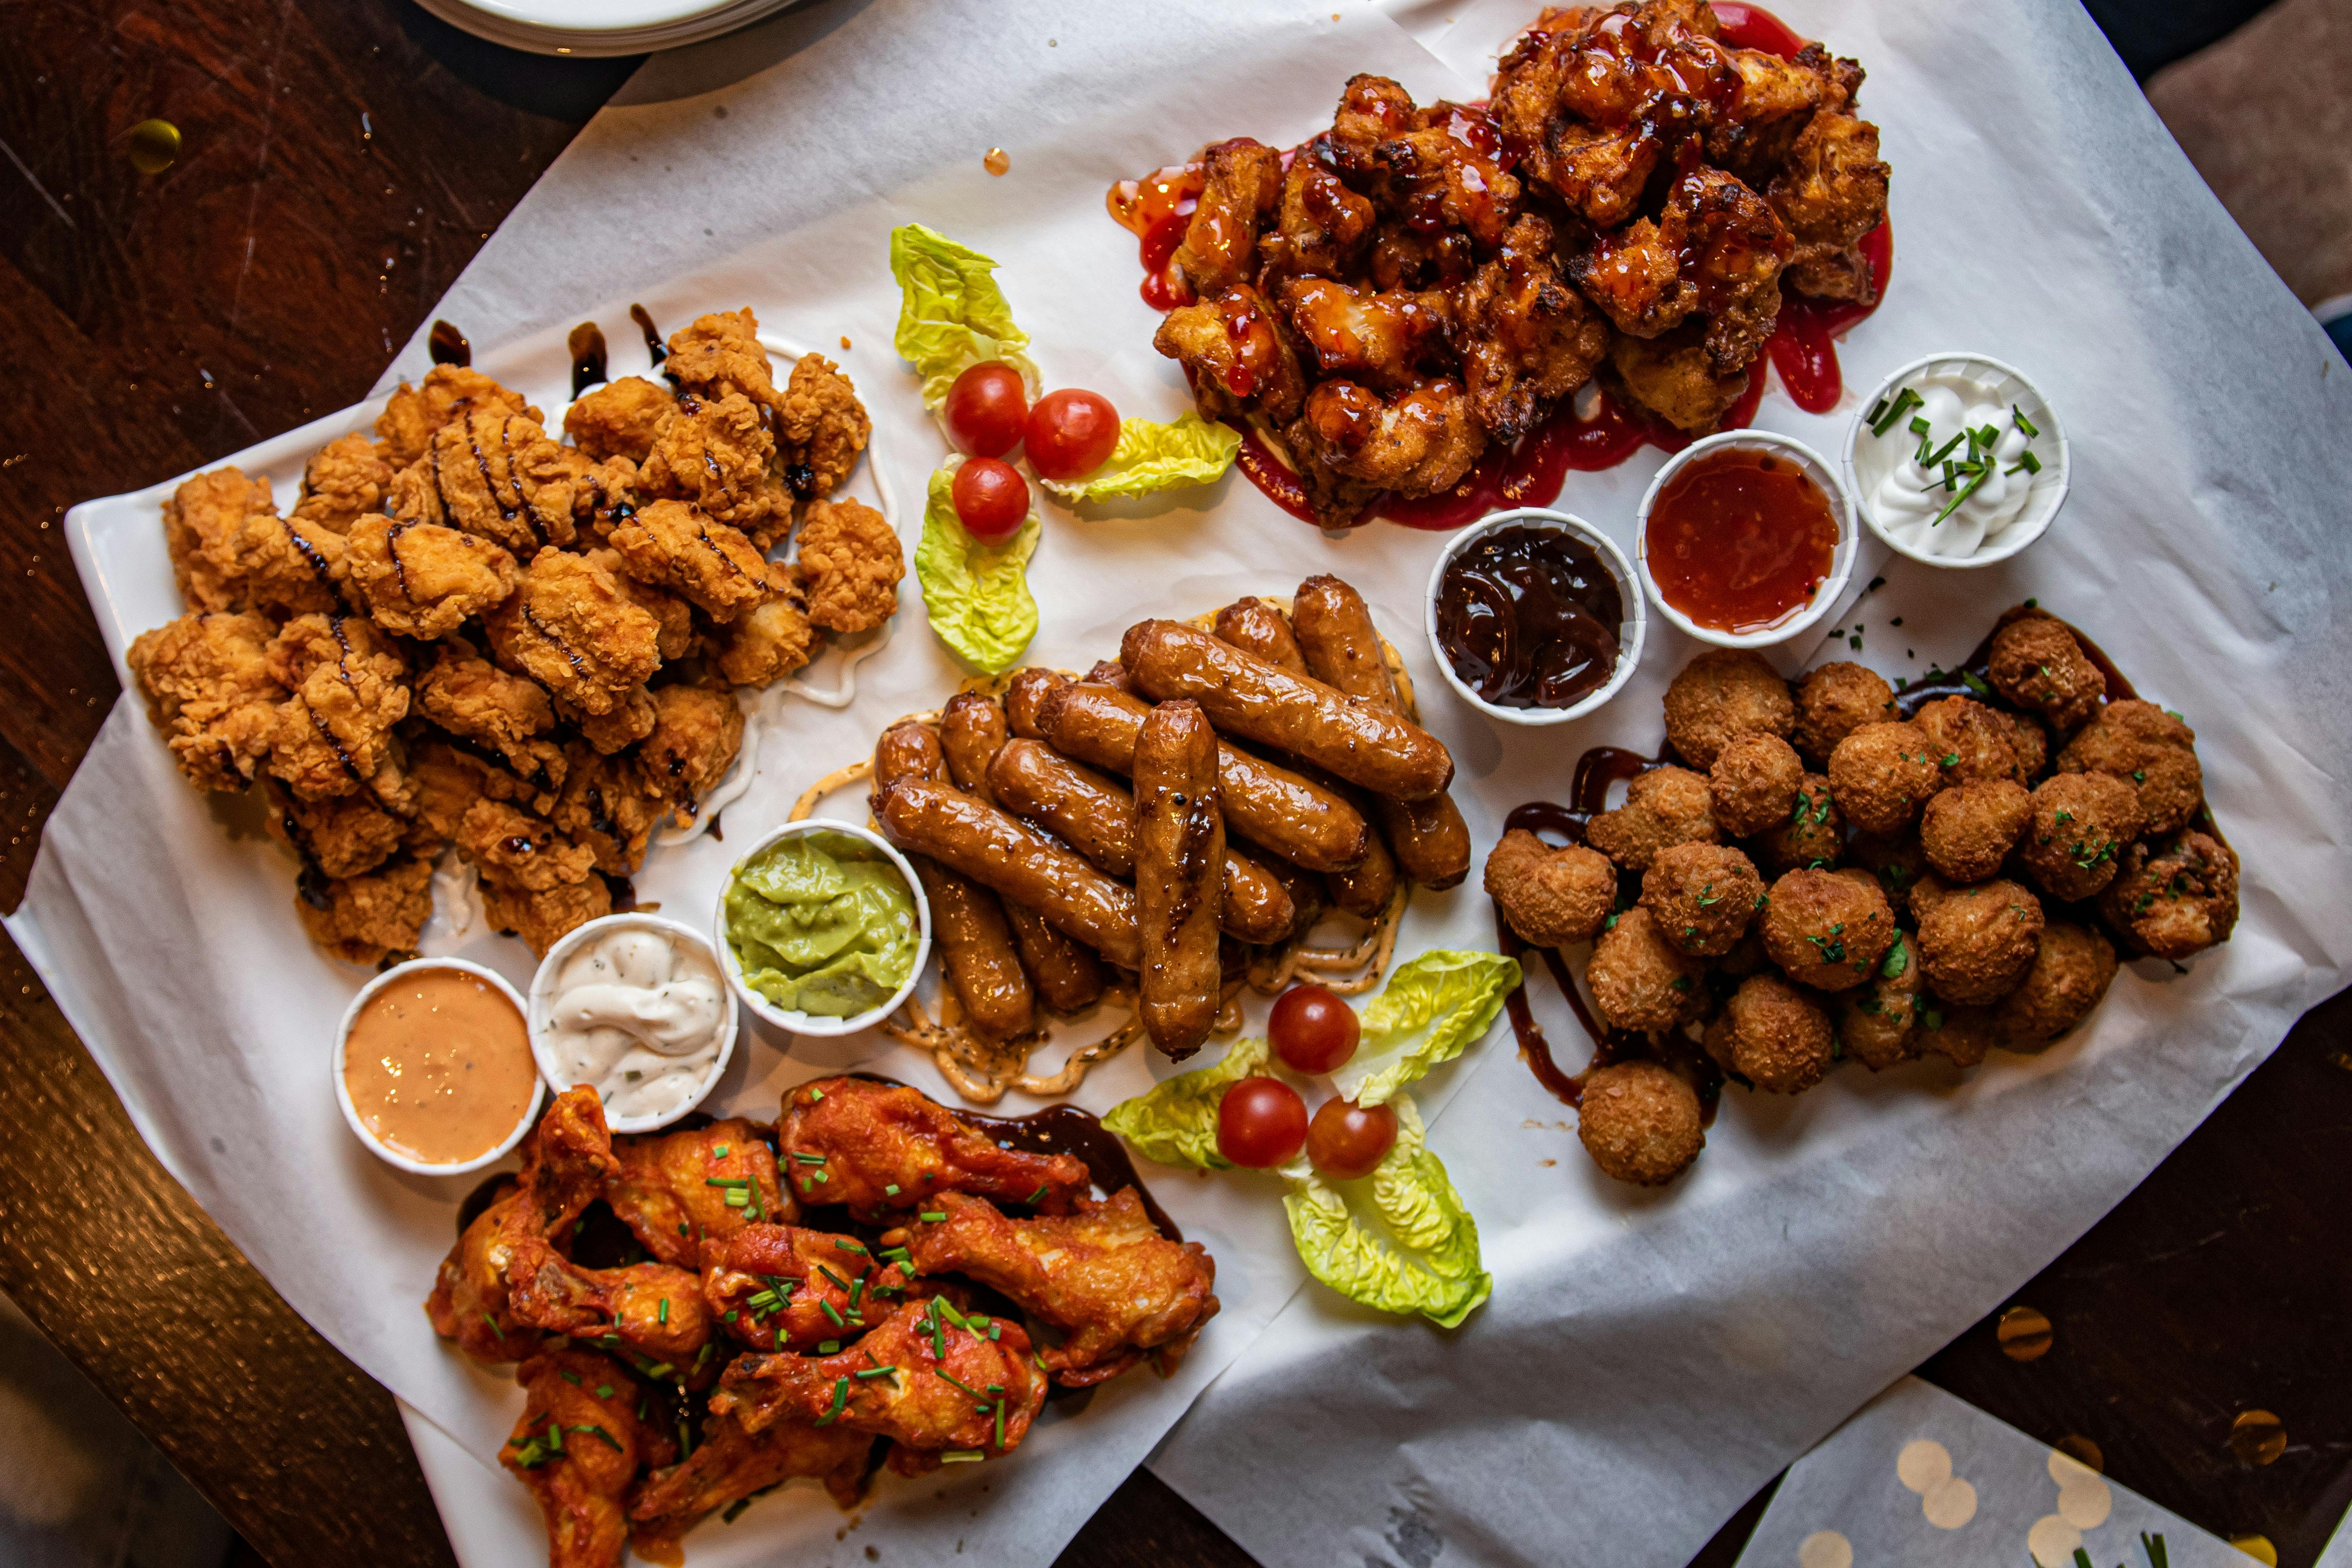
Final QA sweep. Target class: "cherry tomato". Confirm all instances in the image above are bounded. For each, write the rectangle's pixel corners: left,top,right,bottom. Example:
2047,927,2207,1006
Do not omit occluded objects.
951,458,1030,545
943,362,1029,458
1306,1097,1398,1181
1269,984,1360,1074
1024,388,1121,482
1215,1076,1309,1169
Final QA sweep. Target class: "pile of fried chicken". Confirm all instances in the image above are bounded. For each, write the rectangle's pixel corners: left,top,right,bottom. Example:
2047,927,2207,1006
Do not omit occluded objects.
126,309,904,963
429,1075,1217,1566
1486,609,2239,1188
1151,0,1890,526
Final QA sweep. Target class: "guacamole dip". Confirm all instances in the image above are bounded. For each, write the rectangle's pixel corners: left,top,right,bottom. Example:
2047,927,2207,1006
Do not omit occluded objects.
724,831,919,1018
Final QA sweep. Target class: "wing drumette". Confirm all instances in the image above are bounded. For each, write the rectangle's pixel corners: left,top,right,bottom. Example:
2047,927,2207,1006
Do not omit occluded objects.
775,1077,1089,1215
887,1190,1219,1386
502,1349,669,1568
625,1408,871,1555
700,1223,915,1351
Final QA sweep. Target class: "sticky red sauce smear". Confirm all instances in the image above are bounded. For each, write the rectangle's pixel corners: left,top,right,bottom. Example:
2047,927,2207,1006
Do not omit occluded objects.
1644,445,1838,632
1116,0,1888,522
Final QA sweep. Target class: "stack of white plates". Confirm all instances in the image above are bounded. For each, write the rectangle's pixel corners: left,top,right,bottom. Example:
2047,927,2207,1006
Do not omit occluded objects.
413,0,812,57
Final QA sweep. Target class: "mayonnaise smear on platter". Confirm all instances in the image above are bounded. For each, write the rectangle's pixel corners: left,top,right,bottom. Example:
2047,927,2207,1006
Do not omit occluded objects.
542,926,727,1120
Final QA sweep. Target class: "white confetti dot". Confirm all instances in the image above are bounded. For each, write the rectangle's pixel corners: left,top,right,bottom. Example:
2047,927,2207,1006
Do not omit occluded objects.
1923,1475,1978,1529
1897,1438,1953,1494
2027,1514,2083,1563
2058,1476,2112,1529
1798,1530,1853,1568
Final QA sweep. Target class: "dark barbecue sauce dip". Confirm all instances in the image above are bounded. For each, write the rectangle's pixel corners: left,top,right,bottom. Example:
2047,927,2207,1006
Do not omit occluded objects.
1435,524,1624,709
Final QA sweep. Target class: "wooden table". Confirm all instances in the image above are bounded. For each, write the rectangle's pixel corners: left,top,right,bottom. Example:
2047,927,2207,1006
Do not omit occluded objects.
2,5,2344,1565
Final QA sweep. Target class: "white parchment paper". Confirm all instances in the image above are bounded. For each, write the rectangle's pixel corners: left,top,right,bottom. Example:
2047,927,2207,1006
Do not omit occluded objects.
15,0,2352,1563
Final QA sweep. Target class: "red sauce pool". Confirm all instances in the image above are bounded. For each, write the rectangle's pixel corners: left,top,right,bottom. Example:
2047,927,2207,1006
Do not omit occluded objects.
1644,447,1837,632
1106,162,1204,310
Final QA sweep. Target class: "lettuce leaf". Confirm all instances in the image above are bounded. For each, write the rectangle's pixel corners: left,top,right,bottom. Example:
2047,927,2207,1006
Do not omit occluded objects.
914,461,1040,674
1330,949,1522,1109
1281,1094,1490,1327
1037,412,1240,502
888,223,1042,409
1100,1036,1270,1170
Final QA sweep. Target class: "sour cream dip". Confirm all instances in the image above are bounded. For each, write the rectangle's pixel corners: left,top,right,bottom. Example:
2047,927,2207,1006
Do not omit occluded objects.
1846,355,2066,567
532,916,733,1126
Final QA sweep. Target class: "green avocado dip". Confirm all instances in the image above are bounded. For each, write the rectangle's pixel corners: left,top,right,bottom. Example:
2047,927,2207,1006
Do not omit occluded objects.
724,831,919,1018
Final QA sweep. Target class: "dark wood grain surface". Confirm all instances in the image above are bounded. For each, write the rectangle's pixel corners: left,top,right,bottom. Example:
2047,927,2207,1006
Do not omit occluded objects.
0,4,2342,1567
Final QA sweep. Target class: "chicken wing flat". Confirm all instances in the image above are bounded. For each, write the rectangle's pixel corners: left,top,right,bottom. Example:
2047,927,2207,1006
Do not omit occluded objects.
712,1294,1047,1461
297,852,433,966
269,784,405,880
709,563,818,688
637,391,789,541
483,548,662,717
483,876,615,958
1459,214,1612,441
607,500,769,623
626,1408,869,1555
344,515,519,639
775,353,872,505
1174,137,1284,296
889,1190,1218,1386
775,1077,1090,1215
264,613,411,802
503,1349,666,1568
412,640,565,788
701,1223,916,1352
291,433,397,535
792,497,903,634
376,365,541,466
1297,377,1486,494
1153,284,1309,426
128,610,288,791
507,1241,715,1367
606,1118,790,1270
564,376,677,465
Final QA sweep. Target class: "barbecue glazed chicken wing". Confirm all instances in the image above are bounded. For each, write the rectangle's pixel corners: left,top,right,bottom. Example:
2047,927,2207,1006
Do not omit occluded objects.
888,1190,1219,1386
1152,285,1309,426
775,1076,1090,1215
1572,167,1792,374
1174,138,1285,296
1459,214,1613,441
503,1349,668,1568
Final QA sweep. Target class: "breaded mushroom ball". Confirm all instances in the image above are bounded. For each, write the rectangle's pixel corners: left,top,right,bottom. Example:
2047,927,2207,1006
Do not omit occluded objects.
1838,929,1921,1070
1920,779,2031,884
1847,831,1927,919
1576,1062,1705,1185
1759,867,1894,990
2017,771,2142,902
1586,907,1706,1033
1987,612,2105,731
1750,773,1841,875
1827,720,1942,836
1993,921,2118,1048
2096,831,2240,959
1484,829,1618,948
1710,732,1804,838
1638,842,1765,957
1664,649,1794,770
2058,700,2204,836
1911,695,2024,786
1792,661,1895,767
1586,766,1719,872
1919,1004,2002,1068
1914,875,2045,1004
2000,710,2050,780
1708,974,1834,1094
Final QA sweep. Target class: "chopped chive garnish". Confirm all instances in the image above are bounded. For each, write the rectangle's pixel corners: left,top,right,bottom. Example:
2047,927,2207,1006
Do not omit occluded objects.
1027,1184,1047,1205
482,1313,504,1340
2006,450,2043,475
704,1176,749,1188
994,1399,1006,1449
884,1183,901,1197
809,1088,823,1100
855,1365,899,1379
713,1144,729,1158
596,1384,613,1398
725,1190,749,1208
560,1370,582,1386
816,1264,852,1293
834,1239,869,1256
819,1339,841,1353
1923,432,1964,468
814,1376,849,1426
936,1369,988,1400
919,1210,947,1223
546,1422,565,1454
938,1299,971,1330
2012,402,2039,438
1866,396,1887,424
989,1323,1001,1341
822,1300,845,1326
646,1362,674,1379
658,1299,670,1323
571,1423,623,1451
941,1450,985,1463
723,1497,753,1523
793,1152,828,1166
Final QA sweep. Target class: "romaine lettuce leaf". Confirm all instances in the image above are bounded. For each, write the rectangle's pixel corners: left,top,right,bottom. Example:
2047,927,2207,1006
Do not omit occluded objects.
914,461,1040,674
1281,1094,1490,1327
888,223,1042,409
1330,949,1522,1109
1101,1035,1270,1170
1037,412,1240,501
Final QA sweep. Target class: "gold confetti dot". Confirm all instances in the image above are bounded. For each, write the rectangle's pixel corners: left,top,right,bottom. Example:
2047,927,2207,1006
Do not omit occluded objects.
2027,1515,2081,1562
127,118,181,174
1797,1531,1852,1568
2229,1409,2285,1467
2230,1534,2278,1566
984,147,1010,176
1922,1476,1977,1529
2055,1434,2103,1474
1998,1304,2053,1361
1897,1439,1952,1495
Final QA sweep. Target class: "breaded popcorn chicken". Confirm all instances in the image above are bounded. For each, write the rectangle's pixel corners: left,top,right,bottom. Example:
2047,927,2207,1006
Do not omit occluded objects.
264,613,412,801
412,640,565,791
482,549,662,716
162,467,349,616
776,353,872,501
638,392,789,542
291,434,397,535
298,854,434,966
345,515,519,639
709,563,817,688
375,365,540,465
608,500,769,622
390,410,632,555
563,376,676,464
128,610,288,791
792,498,902,633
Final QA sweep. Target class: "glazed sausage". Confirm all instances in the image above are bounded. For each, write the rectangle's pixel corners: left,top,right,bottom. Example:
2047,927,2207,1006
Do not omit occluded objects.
1212,597,1308,672
1255,851,1326,940
1002,668,1069,741
938,693,1106,1014
1292,575,1473,890
1084,659,1134,693
1325,823,1399,918
877,778,1142,971
1121,619,1455,801
988,739,1296,944
873,722,1032,1040
1134,700,1223,1058
1033,682,1371,873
